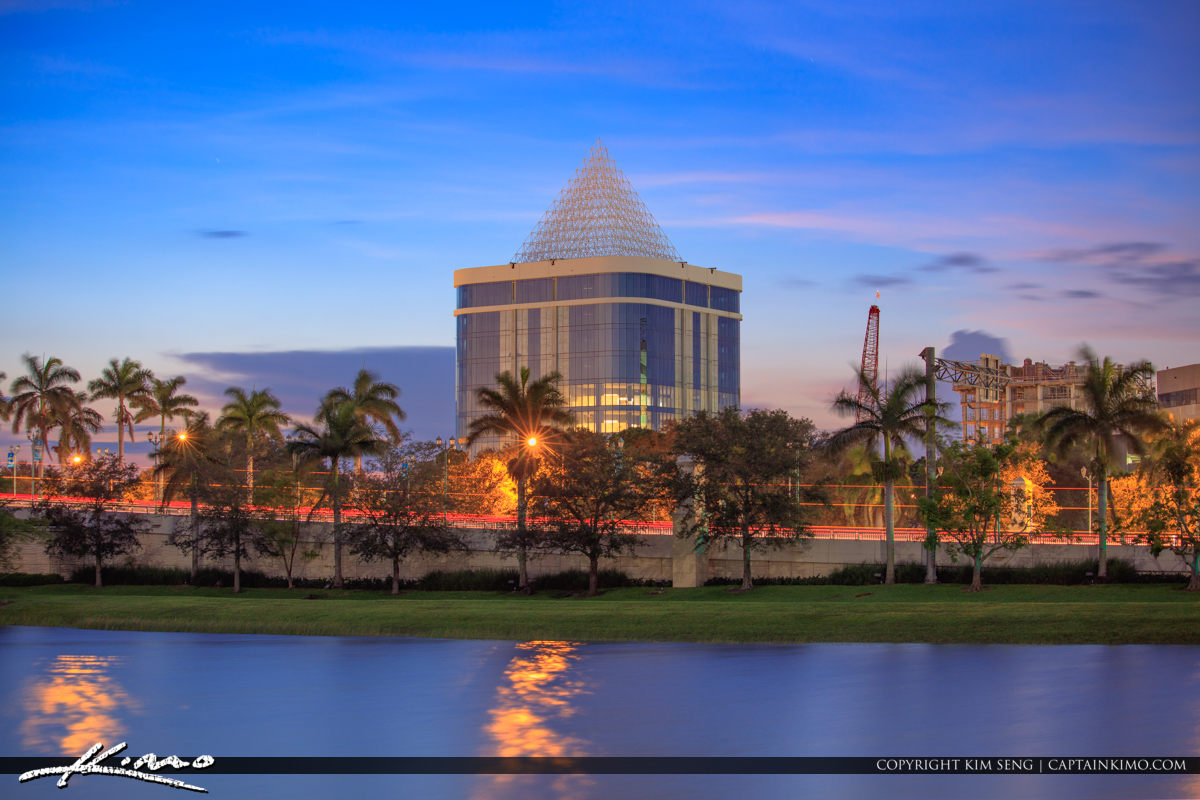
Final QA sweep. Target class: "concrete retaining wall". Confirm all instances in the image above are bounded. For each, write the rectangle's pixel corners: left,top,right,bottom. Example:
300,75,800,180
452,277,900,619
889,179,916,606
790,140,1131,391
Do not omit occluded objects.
6,512,1191,585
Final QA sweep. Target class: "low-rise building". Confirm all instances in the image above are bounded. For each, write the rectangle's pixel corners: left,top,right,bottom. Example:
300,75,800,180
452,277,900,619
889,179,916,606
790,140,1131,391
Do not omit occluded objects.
1157,363,1200,423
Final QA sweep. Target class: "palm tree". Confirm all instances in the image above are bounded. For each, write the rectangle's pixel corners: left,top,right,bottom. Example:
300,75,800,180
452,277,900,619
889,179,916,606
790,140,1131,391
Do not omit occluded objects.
158,413,219,581
134,376,199,438
88,358,152,465
466,367,572,591
217,388,289,501
288,403,383,588
1039,347,1162,578
134,376,199,508
829,365,948,584
8,354,82,481
53,391,104,464
320,368,406,472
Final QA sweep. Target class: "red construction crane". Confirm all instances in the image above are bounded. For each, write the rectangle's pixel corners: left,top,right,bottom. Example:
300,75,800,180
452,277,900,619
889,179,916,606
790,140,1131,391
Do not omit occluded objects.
857,304,880,422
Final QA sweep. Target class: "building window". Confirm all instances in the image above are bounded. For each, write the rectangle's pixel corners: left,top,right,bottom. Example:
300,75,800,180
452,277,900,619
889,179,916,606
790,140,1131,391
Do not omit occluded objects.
457,281,513,308
685,281,709,308
1044,385,1070,400
711,286,740,313
515,278,553,304
1160,388,1199,408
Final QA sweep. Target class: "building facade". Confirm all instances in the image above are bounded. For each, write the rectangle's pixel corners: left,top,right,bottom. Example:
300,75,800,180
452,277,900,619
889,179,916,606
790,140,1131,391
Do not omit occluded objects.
454,143,742,450
1158,363,1200,423
951,355,1090,443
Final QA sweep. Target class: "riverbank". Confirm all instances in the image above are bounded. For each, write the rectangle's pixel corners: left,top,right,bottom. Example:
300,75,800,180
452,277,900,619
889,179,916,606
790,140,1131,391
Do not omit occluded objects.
1,583,1197,644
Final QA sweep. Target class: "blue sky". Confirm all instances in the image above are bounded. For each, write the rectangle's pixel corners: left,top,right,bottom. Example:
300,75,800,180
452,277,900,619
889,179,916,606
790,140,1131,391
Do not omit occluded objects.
2,0,1198,455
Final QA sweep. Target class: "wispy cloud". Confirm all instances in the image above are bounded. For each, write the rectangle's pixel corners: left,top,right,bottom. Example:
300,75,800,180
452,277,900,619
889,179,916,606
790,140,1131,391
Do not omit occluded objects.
920,252,997,274
197,229,247,239
851,273,911,289
1038,241,1200,299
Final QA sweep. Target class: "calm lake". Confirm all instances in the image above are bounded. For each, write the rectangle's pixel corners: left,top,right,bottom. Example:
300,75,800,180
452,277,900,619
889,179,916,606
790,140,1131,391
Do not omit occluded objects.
2,626,1197,799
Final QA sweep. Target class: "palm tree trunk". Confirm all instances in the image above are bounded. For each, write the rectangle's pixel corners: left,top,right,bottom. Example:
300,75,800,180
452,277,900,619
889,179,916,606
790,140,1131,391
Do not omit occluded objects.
1097,470,1109,579
516,476,529,591
883,437,896,585
884,479,896,584
117,400,126,465
741,526,753,590
246,451,255,503
190,480,199,582
332,460,343,589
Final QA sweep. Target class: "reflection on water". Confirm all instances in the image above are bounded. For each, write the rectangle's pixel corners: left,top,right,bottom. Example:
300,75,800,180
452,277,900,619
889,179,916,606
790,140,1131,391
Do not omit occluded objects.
21,655,139,754
478,641,590,799
486,641,587,757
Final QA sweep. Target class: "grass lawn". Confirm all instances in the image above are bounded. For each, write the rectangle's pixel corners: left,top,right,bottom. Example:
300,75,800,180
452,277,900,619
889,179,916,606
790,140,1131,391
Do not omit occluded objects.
1,583,1197,645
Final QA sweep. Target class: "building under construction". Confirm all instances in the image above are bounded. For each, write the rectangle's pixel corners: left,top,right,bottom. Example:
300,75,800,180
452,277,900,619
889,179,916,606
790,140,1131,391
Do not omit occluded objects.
945,355,1091,442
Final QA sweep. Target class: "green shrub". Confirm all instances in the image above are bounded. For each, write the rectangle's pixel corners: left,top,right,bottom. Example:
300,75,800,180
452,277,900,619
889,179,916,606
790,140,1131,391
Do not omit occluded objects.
531,568,641,591
0,572,66,586
415,569,519,591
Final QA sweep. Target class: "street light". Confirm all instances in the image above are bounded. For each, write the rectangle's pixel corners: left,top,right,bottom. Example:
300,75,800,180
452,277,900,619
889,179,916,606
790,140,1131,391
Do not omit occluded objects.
436,435,458,525
7,444,20,497
27,431,41,502
147,430,164,510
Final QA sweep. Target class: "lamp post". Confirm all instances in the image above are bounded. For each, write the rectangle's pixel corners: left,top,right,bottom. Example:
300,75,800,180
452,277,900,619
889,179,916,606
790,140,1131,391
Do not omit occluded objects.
7,444,20,497
147,430,164,510
435,435,458,525
27,432,41,502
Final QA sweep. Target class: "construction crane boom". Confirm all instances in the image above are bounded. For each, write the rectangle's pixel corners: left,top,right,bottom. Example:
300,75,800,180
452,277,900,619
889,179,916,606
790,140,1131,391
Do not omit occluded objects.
857,305,880,421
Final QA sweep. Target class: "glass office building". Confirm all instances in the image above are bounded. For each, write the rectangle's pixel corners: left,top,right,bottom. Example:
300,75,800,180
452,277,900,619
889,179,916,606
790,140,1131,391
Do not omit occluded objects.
454,143,742,450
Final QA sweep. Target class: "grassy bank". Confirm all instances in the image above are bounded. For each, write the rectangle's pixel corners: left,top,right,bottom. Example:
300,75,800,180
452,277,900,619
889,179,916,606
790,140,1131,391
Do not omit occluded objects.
1,583,1197,645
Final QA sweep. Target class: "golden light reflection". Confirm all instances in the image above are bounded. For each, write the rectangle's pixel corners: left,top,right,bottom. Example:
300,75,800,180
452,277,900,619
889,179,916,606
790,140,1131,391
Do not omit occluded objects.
476,641,592,799
21,655,139,754
486,640,586,758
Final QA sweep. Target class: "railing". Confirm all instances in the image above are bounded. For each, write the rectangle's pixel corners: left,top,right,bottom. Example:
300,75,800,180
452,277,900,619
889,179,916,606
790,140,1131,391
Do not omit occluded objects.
3,492,1152,545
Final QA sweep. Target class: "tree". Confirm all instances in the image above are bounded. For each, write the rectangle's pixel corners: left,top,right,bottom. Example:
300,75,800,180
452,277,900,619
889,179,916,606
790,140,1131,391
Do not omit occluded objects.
466,367,572,591
288,402,383,588
159,414,222,581
533,429,665,595
1,499,45,573
349,441,463,594
672,408,823,591
194,475,258,593
320,369,406,473
252,464,324,590
918,439,1059,591
1038,347,1162,579
134,376,199,506
1123,419,1200,590
829,365,949,584
52,391,103,464
217,387,289,500
88,358,152,465
8,354,82,480
39,453,148,587
449,451,514,517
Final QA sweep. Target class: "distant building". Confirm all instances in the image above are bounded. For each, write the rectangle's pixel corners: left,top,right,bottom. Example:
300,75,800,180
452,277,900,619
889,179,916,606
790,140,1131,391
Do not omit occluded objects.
1158,363,1200,423
454,142,742,451
951,354,1090,443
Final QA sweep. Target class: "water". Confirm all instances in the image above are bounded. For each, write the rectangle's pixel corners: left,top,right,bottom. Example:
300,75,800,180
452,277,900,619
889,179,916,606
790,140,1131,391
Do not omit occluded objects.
2,626,1197,799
